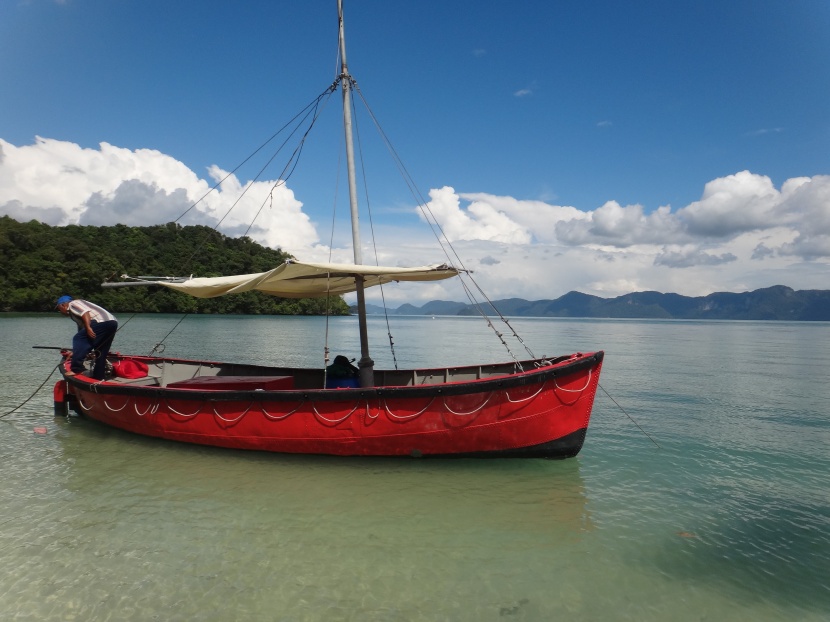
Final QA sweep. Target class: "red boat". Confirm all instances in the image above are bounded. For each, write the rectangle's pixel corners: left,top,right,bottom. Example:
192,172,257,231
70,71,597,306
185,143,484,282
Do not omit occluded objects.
56,1,605,458
59,351,603,458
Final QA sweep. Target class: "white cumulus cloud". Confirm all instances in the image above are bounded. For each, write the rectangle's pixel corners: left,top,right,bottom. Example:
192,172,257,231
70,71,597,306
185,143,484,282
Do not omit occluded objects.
0,137,320,255
419,186,532,244
2,137,829,302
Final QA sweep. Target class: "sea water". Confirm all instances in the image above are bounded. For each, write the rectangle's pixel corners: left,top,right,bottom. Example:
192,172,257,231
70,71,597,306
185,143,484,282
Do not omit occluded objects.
0,314,828,621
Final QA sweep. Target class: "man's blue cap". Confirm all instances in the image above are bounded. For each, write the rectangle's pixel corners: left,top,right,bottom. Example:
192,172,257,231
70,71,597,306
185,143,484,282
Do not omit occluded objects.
56,295,72,307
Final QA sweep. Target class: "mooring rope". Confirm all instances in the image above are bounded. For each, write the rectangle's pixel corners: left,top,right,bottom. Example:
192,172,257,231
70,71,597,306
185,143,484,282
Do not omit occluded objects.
598,383,661,449
0,362,62,420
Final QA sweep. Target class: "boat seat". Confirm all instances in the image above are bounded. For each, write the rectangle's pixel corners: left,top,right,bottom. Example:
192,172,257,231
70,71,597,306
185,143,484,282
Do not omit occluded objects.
166,375,295,391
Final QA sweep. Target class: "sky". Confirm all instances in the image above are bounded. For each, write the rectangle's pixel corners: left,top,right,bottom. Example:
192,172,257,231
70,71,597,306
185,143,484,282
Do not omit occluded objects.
1,0,829,306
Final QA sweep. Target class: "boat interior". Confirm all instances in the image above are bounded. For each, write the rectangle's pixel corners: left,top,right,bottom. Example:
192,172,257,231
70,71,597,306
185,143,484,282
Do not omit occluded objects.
99,355,574,391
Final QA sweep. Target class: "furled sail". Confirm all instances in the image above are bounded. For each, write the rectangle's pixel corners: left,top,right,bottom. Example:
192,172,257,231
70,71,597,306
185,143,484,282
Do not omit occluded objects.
118,260,459,299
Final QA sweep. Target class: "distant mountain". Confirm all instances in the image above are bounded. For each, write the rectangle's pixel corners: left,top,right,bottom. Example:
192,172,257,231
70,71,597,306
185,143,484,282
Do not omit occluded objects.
353,286,830,321
400,300,469,316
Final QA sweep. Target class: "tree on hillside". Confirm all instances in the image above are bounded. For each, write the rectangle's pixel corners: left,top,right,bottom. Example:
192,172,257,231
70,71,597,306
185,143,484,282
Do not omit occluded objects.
0,216,350,315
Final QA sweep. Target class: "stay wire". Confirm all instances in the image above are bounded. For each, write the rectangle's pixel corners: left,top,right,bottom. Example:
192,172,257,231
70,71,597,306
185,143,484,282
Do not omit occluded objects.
351,84,534,362
352,85,461,269
242,88,337,239
350,88,501,290
122,86,338,354
322,120,346,386
172,84,338,227
148,314,191,357
188,86,337,267
113,313,135,334
348,81,399,369
322,33,349,381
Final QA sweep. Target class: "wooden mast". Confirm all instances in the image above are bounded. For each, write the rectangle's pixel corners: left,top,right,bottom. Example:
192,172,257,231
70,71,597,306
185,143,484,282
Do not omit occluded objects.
338,0,375,387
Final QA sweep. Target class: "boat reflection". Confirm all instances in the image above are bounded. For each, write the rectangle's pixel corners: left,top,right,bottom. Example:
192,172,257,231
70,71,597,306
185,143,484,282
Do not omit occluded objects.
54,415,592,541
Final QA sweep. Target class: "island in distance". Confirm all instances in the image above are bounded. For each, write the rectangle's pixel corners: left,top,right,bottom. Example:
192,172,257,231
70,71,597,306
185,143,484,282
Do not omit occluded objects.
354,285,830,321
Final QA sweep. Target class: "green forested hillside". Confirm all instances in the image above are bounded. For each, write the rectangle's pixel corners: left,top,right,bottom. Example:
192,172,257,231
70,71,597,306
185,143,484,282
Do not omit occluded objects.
0,216,350,315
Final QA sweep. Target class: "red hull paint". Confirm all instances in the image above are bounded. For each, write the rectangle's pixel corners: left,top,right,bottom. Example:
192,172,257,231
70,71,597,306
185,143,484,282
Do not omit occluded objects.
63,353,603,458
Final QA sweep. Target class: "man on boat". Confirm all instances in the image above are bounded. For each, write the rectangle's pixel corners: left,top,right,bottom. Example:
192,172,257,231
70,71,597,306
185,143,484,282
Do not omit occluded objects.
56,295,118,379
325,355,360,388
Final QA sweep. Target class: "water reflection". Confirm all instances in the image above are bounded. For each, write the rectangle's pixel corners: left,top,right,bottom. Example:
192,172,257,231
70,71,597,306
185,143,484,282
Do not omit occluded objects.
1,415,593,619
3,315,830,620
54,415,592,536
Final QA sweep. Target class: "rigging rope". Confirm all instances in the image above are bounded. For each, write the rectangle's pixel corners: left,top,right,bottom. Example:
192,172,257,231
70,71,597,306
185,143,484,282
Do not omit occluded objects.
351,83,536,365
172,84,337,229
186,84,339,269
348,78,399,369
116,85,340,354
242,89,337,239
148,314,190,356
111,69,537,366
322,122,346,387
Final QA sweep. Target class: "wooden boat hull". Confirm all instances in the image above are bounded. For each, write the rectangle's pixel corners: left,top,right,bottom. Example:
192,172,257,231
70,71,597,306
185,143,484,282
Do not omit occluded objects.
60,351,603,459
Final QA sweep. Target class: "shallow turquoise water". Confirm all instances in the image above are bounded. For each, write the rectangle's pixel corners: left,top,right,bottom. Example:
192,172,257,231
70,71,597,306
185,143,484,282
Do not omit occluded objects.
1,314,828,620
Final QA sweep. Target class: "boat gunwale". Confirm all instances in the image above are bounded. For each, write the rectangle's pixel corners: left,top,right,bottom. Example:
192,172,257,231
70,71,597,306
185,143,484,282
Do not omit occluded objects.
62,351,604,402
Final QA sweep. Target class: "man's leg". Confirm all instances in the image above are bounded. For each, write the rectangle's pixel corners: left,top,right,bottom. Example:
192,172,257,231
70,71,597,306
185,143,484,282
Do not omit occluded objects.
91,321,118,379
71,331,92,374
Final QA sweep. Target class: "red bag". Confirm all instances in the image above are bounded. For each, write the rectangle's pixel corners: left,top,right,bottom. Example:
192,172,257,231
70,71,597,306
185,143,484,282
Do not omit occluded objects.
111,359,149,379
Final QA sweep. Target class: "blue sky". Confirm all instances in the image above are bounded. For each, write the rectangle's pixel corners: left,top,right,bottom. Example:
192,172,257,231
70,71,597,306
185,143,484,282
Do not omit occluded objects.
1,0,829,304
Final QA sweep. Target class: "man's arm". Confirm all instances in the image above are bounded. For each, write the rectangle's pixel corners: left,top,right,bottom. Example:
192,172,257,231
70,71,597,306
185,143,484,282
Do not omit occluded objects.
81,312,96,338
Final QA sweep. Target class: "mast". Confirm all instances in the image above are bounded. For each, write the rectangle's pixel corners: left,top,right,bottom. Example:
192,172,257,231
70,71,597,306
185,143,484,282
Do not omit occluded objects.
338,0,375,387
